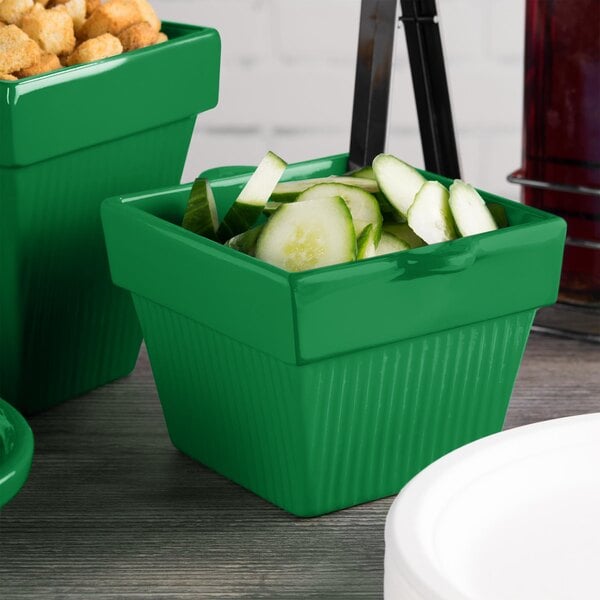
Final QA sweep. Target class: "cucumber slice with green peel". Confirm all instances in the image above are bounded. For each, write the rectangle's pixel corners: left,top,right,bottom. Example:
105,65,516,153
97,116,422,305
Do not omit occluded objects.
347,165,376,180
487,202,509,228
255,196,356,272
271,176,379,203
407,180,458,244
382,222,426,248
225,225,264,256
296,183,383,244
360,187,397,217
376,232,410,256
217,151,287,241
449,180,498,237
388,209,408,224
375,192,398,217
372,153,427,218
182,178,219,241
268,191,300,204
357,224,377,259
263,201,283,215
346,166,401,217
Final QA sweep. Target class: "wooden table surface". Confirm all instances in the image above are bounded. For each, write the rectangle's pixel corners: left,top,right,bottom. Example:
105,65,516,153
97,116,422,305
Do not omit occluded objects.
1,333,599,599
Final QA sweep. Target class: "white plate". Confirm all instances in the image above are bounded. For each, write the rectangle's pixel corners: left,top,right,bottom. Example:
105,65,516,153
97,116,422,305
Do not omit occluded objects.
385,413,600,600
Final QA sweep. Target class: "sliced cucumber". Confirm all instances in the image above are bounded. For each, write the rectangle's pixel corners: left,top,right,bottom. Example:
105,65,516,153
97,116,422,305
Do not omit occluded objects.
296,183,383,244
271,176,379,203
225,225,264,256
387,209,408,224
374,192,398,218
217,151,287,241
347,164,404,218
357,224,377,259
263,193,299,215
407,181,458,244
348,165,376,180
372,154,427,218
255,196,356,272
487,202,509,228
263,201,283,215
182,178,219,241
449,180,498,237
376,232,410,256
382,222,426,248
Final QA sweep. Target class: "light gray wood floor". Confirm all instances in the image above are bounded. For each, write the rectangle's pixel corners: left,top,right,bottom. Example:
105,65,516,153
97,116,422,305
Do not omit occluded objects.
1,333,598,599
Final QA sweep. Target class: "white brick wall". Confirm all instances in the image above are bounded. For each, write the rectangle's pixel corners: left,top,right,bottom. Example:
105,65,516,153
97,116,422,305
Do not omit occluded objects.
154,0,525,199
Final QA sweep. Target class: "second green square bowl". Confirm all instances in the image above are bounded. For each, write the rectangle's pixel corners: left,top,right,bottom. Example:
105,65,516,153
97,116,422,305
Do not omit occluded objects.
0,22,221,414
102,153,565,516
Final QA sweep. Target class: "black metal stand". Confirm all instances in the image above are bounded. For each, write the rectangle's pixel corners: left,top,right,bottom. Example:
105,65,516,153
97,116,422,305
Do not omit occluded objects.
349,0,397,171
508,171,600,344
531,302,600,344
350,0,597,345
349,0,460,180
400,0,460,178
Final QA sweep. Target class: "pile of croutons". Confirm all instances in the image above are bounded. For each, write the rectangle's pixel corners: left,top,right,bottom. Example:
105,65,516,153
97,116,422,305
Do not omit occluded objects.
0,0,166,80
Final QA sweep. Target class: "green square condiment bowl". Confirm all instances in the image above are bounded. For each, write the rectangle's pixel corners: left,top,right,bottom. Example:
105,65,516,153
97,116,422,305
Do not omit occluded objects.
102,153,566,516
0,23,220,414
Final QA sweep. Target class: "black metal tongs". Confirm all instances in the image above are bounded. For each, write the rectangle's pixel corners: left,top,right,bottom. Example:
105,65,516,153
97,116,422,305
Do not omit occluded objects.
349,0,460,179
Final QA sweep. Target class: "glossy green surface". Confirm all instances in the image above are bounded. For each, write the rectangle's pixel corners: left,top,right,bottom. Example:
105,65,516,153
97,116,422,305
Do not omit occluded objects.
102,153,566,516
0,399,33,509
0,23,221,414
104,153,566,364
198,165,255,181
0,23,221,168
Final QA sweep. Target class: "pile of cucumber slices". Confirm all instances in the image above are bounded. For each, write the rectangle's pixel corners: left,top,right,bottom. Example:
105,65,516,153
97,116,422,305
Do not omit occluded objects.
182,151,508,273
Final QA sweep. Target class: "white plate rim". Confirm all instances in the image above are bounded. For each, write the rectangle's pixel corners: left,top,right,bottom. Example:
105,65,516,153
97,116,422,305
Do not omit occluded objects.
385,412,600,600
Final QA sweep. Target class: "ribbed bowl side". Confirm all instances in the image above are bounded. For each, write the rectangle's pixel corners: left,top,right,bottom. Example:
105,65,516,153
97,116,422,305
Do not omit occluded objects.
0,118,194,414
134,291,534,517
133,295,311,514
300,310,535,514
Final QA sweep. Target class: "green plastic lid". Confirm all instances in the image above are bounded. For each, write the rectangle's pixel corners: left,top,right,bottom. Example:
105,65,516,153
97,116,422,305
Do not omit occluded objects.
0,399,33,508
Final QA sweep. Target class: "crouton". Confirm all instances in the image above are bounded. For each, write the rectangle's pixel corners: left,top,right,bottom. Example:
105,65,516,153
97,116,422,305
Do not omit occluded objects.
131,0,159,32
0,24,41,73
60,0,86,30
21,4,76,55
14,50,60,77
118,20,156,51
66,32,122,65
0,0,34,25
0,72,18,80
78,0,142,40
85,0,100,17
154,31,166,44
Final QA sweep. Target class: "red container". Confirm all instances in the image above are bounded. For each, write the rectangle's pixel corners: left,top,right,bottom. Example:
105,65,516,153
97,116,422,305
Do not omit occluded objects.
510,0,600,306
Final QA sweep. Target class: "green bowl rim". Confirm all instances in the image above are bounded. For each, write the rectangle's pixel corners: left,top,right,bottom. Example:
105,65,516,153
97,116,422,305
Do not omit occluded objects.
105,153,566,282
0,398,34,509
